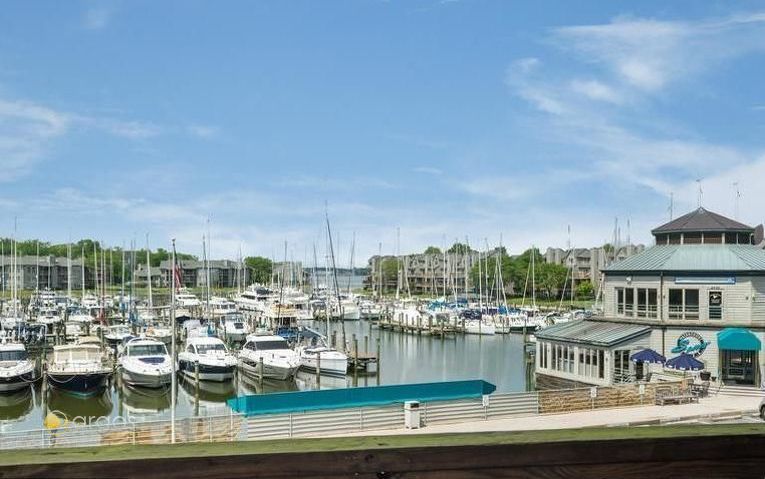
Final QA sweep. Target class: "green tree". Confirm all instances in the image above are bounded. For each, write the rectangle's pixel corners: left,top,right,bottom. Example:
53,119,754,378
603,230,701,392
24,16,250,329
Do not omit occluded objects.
576,280,595,299
536,262,568,299
424,246,442,255
245,256,273,284
447,242,475,254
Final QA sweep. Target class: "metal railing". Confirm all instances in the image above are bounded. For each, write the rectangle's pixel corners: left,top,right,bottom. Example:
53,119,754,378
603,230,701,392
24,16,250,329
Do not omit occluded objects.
0,392,541,450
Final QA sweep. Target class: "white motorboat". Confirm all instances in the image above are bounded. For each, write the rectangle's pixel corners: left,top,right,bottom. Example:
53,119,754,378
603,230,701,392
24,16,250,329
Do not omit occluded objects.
176,289,202,308
119,337,173,388
1,315,25,331
178,336,237,382
0,338,36,392
103,324,132,346
144,325,173,344
296,329,347,376
220,312,249,342
238,334,299,380
209,296,237,316
47,337,112,396
464,319,496,335
35,307,62,326
67,307,93,324
233,286,271,312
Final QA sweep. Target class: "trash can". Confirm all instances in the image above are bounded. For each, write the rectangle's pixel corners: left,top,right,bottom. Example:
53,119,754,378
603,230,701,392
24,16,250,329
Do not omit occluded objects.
404,401,421,429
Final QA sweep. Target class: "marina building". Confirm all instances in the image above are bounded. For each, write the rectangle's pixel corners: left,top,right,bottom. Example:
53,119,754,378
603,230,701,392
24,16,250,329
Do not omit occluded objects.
364,251,482,296
536,207,765,390
544,244,645,292
159,259,248,289
0,255,93,290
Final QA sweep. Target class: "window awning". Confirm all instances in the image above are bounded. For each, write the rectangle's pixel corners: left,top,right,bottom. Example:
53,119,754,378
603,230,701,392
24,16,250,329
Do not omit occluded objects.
717,328,761,351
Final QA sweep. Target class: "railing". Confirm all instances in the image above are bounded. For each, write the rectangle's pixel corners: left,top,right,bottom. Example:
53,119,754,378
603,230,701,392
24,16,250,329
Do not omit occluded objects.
0,384,684,451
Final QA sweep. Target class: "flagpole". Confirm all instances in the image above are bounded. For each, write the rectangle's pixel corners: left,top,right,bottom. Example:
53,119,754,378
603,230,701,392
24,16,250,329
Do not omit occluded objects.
170,238,177,444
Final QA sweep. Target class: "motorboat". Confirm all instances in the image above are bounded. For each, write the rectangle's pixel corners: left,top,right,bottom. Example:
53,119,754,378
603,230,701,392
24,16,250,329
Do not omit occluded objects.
1,314,25,331
238,334,299,380
103,324,132,347
177,336,236,382
67,307,93,324
208,296,237,316
464,319,496,335
219,312,249,343
359,300,383,320
176,288,202,308
47,337,112,396
296,329,347,377
0,338,36,392
118,337,173,388
144,324,173,344
35,307,62,327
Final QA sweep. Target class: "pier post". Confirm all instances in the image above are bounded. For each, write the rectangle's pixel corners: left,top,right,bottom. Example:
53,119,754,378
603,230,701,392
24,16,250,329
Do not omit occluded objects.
258,356,264,388
364,335,369,356
353,336,359,387
331,331,337,349
41,365,48,418
376,337,381,386
316,351,321,389
417,315,421,335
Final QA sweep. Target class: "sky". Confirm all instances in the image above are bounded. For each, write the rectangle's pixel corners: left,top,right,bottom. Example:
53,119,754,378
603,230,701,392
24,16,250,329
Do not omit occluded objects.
2,1,765,265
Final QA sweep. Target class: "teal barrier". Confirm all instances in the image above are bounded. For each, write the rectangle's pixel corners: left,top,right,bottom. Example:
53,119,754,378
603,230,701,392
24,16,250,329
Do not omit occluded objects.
228,380,497,416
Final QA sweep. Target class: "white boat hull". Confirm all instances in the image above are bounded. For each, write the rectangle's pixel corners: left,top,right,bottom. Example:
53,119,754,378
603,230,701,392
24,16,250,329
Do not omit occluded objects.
121,368,172,388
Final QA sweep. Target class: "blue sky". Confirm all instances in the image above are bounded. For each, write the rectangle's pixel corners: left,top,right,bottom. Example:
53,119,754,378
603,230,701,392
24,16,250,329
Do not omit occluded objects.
2,1,765,263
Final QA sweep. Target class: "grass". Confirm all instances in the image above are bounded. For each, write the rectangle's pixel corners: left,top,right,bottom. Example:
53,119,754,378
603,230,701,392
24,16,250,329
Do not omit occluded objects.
1,424,764,466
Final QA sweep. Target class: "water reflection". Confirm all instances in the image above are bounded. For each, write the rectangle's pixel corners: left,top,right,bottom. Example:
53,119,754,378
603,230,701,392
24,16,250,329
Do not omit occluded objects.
295,370,348,391
238,373,299,395
47,388,113,423
120,383,171,419
0,386,34,421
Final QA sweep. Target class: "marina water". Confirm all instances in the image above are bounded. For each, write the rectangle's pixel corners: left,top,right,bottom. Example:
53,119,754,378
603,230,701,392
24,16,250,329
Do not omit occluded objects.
0,321,526,432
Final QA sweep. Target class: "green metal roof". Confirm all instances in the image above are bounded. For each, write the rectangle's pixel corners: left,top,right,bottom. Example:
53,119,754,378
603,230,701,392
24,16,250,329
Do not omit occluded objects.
535,320,651,347
603,245,765,273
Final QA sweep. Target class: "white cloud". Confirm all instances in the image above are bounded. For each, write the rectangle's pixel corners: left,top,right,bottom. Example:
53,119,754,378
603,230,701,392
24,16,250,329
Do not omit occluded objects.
554,13,765,92
570,79,623,104
0,100,71,181
84,5,114,30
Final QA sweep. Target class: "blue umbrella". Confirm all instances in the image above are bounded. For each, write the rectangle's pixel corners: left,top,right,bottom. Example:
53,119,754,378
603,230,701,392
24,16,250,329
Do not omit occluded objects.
630,348,666,364
665,353,704,371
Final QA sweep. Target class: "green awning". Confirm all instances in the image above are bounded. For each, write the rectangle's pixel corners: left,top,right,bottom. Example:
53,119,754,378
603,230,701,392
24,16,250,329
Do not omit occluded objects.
717,328,761,351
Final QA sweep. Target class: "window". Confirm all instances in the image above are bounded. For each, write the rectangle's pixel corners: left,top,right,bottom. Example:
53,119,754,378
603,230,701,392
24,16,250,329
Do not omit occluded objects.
669,289,683,319
616,288,625,314
624,288,634,315
709,291,722,320
685,289,699,319
636,288,658,318
598,350,605,379
614,350,630,383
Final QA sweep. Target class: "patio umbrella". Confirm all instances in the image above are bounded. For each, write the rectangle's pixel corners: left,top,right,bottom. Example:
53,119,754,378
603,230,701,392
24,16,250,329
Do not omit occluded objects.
665,353,704,371
630,349,666,364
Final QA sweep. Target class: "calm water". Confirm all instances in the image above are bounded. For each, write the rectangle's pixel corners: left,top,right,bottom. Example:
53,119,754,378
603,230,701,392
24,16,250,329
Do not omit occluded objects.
0,321,526,432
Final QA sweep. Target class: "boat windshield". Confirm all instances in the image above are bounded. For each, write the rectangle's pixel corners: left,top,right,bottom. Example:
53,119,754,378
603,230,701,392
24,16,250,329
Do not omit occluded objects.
197,344,226,354
0,350,28,361
128,344,167,356
253,340,288,351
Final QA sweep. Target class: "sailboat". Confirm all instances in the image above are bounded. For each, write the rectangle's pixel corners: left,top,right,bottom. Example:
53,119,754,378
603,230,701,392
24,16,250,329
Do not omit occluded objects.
1,233,24,331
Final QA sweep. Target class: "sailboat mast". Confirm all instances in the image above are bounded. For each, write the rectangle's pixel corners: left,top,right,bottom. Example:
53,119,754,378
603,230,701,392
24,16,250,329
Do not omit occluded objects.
146,234,153,310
